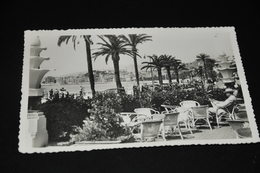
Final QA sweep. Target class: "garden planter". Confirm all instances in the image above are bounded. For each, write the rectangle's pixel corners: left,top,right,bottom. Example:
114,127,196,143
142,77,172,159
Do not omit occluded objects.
235,128,252,138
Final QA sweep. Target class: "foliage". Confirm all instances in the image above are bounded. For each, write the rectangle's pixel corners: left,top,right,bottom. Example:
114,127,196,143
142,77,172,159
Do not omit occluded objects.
141,55,165,85
40,92,91,141
120,93,141,112
119,34,152,86
72,92,133,141
88,92,125,138
139,82,227,111
93,35,134,89
72,118,110,142
57,35,96,95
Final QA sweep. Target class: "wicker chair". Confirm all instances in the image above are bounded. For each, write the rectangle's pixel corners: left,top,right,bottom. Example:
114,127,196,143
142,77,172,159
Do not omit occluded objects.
178,101,200,134
163,112,183,140
189,105,212,130
180,100,200,108
120,112,138,125
134,108,159,118
216,102,237,128
136,120,166,142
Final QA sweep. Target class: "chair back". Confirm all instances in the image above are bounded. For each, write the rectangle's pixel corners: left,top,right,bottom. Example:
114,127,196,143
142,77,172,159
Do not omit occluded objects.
121,115,131,124
190,105,208,118
164,112,179,126
134,108,153,117
180,100,200,108
136,114,149,122
141,120,162,139
152,114,165,120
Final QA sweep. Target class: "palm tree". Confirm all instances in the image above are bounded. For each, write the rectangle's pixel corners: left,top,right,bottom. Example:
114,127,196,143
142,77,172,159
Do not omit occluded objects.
205,58,217,81
196,53,210,81
93,35,133,90
119,34,152,86
160,55,176,84
57,35,96,96
171,58,187,84
141,55,164,85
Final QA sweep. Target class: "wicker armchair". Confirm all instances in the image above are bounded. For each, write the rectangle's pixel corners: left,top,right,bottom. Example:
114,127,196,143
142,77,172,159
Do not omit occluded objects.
189,105,212,130
135,120,165,142
163,112,183,140
180,100,200,108
134,108,159,119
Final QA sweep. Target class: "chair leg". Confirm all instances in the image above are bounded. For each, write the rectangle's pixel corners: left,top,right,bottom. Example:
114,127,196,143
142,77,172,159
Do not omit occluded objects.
177,124,183,140
207,118,212,130
186,120,193,134
216,116,220,128
162,126,166,141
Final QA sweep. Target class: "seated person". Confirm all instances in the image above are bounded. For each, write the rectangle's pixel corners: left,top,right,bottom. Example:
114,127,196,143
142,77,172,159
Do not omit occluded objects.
208,88,237,117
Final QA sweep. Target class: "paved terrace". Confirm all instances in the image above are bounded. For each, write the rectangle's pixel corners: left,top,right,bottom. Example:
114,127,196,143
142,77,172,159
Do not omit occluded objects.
47,123,237,147
157,123,236,141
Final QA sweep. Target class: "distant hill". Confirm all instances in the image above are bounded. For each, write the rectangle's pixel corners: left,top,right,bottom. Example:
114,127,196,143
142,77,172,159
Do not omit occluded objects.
57,71,88,77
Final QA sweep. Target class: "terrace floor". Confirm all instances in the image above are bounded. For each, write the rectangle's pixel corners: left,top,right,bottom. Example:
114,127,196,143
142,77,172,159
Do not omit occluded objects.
47,123,237,147
156,123,237,141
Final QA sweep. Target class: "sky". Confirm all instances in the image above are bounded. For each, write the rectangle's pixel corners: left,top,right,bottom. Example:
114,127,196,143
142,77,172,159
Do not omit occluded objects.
27,28,234,77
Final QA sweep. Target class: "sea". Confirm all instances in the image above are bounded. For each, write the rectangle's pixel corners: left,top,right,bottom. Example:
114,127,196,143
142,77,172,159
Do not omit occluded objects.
42,81,155,98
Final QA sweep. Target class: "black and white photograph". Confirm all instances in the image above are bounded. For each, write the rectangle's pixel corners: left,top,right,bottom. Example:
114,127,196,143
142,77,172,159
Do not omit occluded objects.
19,27,259,153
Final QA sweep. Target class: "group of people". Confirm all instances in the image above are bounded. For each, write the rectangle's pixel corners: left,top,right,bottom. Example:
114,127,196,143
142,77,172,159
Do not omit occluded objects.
48,87,67,99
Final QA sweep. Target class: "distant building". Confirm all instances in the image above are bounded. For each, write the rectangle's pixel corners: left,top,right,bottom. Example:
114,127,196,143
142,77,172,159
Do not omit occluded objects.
45,76,56,83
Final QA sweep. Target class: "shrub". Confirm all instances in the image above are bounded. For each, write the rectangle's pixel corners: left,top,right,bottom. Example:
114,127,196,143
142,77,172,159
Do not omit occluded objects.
89,92,125,139
121,93,141,112
139,83,228,110
71,118,132,142
39,92,91,141
72,118,109,142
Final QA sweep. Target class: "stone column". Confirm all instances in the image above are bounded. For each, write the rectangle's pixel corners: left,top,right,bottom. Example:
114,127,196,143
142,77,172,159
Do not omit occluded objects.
26,36,50,147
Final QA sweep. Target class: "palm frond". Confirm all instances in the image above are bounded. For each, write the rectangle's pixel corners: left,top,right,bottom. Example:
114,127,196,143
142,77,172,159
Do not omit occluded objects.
57,36,72,47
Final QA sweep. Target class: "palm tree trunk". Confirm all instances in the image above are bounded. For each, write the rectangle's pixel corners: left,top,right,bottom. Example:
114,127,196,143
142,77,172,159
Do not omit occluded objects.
203,60,208,81
133,54,140,86
84,37,95,96
113,59,122,90
175,70,180,84
157,68,163,85
166,67,172,84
